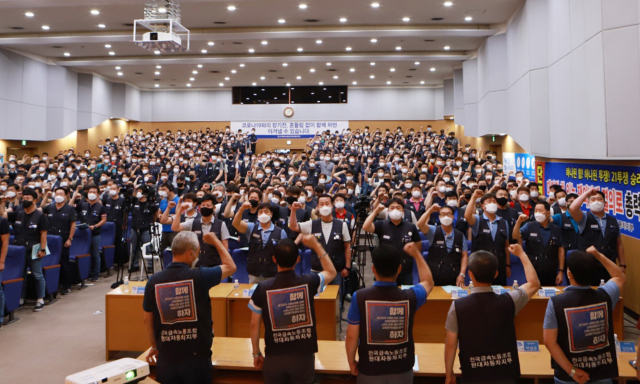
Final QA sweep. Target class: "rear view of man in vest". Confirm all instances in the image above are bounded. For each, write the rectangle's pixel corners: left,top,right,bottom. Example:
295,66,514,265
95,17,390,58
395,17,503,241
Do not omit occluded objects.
543,247,625,384
232,200,286,284
345,243,434,384
569,188,627,286
248,235,337,384
444,244,540,384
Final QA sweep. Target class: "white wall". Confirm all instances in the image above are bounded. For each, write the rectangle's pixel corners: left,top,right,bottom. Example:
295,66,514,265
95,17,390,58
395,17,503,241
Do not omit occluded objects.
456,0,640,159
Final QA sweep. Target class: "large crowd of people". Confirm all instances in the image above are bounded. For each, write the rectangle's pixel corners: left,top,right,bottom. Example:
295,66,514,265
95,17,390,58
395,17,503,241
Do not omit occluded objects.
0,125,636,384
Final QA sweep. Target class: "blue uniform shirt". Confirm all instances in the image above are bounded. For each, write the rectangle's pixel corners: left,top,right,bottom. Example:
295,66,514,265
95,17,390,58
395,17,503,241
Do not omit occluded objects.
425,225,468,252
245,222,287,247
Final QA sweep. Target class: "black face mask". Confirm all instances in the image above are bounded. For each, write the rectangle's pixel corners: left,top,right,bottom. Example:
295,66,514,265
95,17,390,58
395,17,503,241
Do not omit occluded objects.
249,199,259,208
200,207,214,217
464,193,472,200
177,183,184,188
22,200,33,208
478,185,487,191
496,197,509,206
286,196,297,205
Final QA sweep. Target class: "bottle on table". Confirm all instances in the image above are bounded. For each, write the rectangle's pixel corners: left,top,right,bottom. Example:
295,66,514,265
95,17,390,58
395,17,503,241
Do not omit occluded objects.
512,280,518,290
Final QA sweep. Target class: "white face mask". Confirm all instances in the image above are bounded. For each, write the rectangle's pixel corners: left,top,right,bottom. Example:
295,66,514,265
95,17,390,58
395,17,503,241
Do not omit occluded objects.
438,186,446,193
412,190,421,198
518,194,529,202
388,209,404,221
298,196,306,204
258,213,271,224
60,182,68,187
484,203,498,214
318,206,333,217
589,201,604,213
534,212,547,223
299,176,307,181
558,197,567,207
509,190,517,199
446,200,458,208
439,216,453,226
6,191,16,198
88,193,97,201
122,177,129,183
54,195,65,204
347,189,354,195
405,183,412,189
109,189,118,196
335,201,345,209
318,179,326,184
158,190,167,198
136,192,143,199
530,190,539,198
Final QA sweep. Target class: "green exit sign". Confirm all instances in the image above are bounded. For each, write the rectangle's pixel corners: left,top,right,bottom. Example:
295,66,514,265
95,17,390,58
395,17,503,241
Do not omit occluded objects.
21,140,26,145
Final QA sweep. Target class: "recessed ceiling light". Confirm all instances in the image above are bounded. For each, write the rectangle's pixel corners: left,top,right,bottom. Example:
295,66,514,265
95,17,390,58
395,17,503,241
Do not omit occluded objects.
370,38,377,43
352,81,357,85
261,40,268,45
282,63,288,67
299,3,307,9
225,77,230,80
156,65,162,69
430,67,436,71
219,83,224,87
415,62,420,65
310,68,315,72
420,81,425,84
104,44,112,48
395,46,402,50
371,2,380,8
41,25,50,30
339,17,347,23
326,62,332,66
90,10,100,15
155,84,160,88
98,24,106,28
350,68,355,72
278,18,286,24
260,76,266,80
154,71,160,75
154,50,161,55
444,1,453,6
197,64,203,68
248,48,255,53
319,81,324,85
157,7,167,13
316,39,322,44
345,46,352,51
465,16,473,21
252,82,257,86
227,5,236,11
115,66,121,70
370,75,375,79
370,62,376,66
387,81,391,85
402,17,410,22
444,45,450,50
63,52,70,57
25,12,34,17
208,41,215,46
109,51,115,56
190,77,195,81
239,63,245,67
201,49,208,53
231,69,237,74
117,72,123,76
333,75,338,79
187,83,192,87
390,68,395,72
296,76,302,79
297,47,304,52
286,83,291,86
192,70,198,74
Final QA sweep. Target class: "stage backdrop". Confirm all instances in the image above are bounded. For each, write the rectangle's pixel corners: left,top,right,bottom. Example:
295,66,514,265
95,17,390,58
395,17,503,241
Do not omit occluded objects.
538,161,640,240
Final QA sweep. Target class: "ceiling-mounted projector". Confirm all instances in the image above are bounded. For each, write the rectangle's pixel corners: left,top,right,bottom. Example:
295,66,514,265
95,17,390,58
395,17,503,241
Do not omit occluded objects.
133,0,190,53
65,358,150,384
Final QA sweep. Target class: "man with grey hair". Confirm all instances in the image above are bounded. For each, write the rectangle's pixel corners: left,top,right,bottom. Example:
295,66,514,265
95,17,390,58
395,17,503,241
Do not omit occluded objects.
143,231,236,384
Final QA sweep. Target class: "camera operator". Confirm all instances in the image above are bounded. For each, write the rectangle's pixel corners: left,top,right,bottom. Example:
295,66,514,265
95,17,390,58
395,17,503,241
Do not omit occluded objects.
129,186,158,273
103,182,126,267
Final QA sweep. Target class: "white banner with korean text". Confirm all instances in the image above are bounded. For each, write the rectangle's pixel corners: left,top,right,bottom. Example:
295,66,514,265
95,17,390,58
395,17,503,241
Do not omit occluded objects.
231,121,349,138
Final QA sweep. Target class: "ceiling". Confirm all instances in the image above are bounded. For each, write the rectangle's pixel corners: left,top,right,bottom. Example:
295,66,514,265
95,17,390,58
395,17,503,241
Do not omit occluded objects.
0,0,524,90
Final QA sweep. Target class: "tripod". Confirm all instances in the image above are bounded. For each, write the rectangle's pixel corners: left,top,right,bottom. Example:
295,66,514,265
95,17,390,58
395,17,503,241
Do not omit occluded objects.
350,210,375,287
110,204,131,289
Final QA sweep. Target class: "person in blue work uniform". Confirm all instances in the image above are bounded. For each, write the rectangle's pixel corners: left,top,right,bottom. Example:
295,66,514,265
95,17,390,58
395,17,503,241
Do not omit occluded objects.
465,189,511,285
417,204,469,287
232,200,286,284
513,201,565,286
444,244,540,384
569,188,627,286
143,231,236,384
550,193,580,252
345,242,434,384
543,247,625,384
248,235,336,384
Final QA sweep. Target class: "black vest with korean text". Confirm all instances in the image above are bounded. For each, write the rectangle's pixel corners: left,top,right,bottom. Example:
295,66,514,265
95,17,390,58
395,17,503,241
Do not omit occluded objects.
247,224,282,277
310,219,346,272
428,226,465,286
472,217,508,265
560,212,579,251
191,217,223,267
524,221,562,275
578,213,619,262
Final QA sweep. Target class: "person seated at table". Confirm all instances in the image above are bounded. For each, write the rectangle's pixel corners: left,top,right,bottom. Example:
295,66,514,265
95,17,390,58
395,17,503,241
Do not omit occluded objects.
143,231,236,384
444,244,540,384
345,243,434,384
543,247,625,384
248,235,336,384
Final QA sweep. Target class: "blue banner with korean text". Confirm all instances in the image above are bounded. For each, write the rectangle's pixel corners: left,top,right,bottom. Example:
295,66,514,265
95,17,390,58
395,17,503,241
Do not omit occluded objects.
542,161,640,240
231,121,349,138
